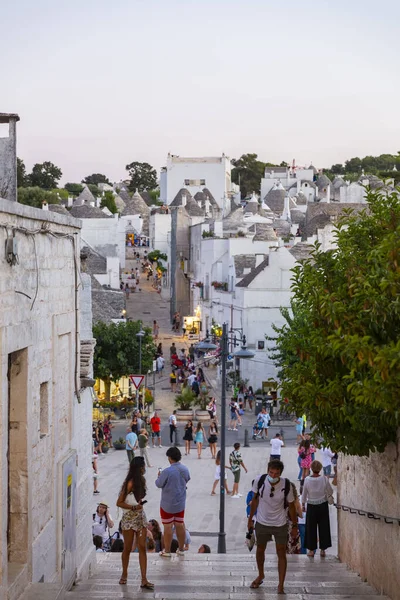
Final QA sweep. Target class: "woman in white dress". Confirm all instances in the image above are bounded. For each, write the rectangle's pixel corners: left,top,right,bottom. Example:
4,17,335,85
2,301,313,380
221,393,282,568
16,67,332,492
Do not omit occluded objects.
116,456,154,588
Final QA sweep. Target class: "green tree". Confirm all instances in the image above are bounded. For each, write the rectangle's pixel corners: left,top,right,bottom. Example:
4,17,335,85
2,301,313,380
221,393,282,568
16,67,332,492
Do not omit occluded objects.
125,161,158,192
17,186,60,207
100,190,118,214
231,153,266,198
65,183,84,196
93,321,155,401
82,173,111,186
271,188,400,456
17,158,28,187
330,163,344,175
344,157,362,173
29,161,62,189
87,184,101,197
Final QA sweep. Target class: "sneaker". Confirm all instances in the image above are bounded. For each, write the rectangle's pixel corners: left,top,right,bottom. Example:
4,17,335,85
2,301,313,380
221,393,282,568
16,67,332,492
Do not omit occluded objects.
233,428,238,431
159,551,171,557
228,428,232,431
176,549,185,556
231,494,240,499
237,493,243,497
93,490,100,494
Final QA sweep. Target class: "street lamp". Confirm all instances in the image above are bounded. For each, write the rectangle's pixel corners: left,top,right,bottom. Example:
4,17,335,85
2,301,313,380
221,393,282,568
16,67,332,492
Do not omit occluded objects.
218,324,254,554
136,328,145,409
195,330,217,352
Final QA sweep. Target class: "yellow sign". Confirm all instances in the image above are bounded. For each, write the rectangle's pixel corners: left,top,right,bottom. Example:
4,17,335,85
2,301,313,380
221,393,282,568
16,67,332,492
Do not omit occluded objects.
67,474,72,487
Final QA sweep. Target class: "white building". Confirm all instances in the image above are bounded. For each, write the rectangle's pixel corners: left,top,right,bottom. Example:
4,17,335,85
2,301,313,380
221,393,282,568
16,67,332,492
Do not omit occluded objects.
0,197,95,600
261,166,315,203
160,154,240,214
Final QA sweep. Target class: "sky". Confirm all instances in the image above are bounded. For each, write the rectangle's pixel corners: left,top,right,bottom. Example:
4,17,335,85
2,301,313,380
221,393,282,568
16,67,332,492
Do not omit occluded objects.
1,0,400,184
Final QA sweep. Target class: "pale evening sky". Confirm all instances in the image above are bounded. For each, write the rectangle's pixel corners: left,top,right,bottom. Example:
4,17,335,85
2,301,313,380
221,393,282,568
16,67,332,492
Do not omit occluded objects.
1,0,399,184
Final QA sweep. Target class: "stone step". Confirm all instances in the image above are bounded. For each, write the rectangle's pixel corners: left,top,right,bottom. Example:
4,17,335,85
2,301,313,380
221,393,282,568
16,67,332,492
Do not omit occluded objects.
65,554,388,600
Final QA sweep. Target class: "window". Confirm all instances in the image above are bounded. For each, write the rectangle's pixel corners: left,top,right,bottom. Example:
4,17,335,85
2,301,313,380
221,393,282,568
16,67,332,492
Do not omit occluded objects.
257,341,265,350
40,382,49,437
184,179,206,186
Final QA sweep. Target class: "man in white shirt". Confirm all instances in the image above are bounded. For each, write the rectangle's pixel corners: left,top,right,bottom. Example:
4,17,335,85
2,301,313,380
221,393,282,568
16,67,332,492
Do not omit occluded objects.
187,372,196,387
270,433,284,460
169,410,177,444
321,447,334,477
247,459,297,594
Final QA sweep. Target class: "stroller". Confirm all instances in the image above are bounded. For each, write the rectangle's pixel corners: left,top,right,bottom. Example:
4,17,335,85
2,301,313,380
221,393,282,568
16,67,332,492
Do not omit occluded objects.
252,418,265,440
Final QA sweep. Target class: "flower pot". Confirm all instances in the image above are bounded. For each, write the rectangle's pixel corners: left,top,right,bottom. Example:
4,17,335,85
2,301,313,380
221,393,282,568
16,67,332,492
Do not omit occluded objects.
176,409,194,422
102,445,109,454
113,443,125,450
195,410,210,422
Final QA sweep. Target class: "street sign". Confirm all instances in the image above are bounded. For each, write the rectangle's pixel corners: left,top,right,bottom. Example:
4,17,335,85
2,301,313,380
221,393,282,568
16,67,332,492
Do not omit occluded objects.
227,354,233,361
129,375,144,389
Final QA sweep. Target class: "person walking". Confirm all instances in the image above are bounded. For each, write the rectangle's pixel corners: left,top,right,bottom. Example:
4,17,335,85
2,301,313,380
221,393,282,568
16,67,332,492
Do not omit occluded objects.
295,416,304,443
153,320,159,340
116,456,154,588
183,420,193,455
270,433,285,460
257,407,270,439
321,447,334,477
169,410,177,444
125,283,130,300
169,371,177,393
155,447,191,557
169,342,176,361
298,439,316,493
194,422,205,459
228,398,239,431
207,419,218,459
156,355,165,378
229,442,248,498
301,460,333,557
207,397,217,421
138,428,153,468
211,450,232,495
247,459,298,593
150,411,162,448
126,426,138,463
247,385,254,411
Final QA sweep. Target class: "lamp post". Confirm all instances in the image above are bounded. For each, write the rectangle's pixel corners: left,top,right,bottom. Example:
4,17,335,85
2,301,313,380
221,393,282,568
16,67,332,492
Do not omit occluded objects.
136,328,145,410
196,325,254,554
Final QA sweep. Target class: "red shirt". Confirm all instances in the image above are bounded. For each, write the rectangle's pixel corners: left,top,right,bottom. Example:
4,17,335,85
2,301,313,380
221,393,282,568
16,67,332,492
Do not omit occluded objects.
150,416,161,433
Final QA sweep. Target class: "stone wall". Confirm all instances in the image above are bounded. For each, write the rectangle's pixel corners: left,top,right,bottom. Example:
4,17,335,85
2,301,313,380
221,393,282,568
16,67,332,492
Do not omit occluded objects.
0,198,95,600
0,118,17,203
338,433,400,600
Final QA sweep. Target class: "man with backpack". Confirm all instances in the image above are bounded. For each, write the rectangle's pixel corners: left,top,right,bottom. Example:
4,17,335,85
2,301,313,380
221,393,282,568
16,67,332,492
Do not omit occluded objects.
247,459,298,593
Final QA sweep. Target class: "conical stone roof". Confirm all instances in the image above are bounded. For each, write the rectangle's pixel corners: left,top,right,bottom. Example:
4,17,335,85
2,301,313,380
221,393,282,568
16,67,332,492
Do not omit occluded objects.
170,188,193,207
253,223,278,241
73,186,97,206
121,190,150,235
316,173,332,189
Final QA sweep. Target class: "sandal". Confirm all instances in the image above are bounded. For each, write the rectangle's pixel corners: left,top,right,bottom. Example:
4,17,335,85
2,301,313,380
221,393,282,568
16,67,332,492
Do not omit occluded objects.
320,550,326,557
307,551,315,557
211,492,216,495
250,578,264,589
141,581,155,589
159,550,171,558
119,577,127,585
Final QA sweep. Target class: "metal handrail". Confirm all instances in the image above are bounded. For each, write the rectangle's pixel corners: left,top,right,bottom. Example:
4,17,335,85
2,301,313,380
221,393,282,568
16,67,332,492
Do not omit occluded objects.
335,503,400,525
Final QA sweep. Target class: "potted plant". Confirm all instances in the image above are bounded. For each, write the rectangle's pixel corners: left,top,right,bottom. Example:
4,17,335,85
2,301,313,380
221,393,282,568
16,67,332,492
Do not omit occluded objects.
101,440,110,454
144,388,153,413
113,437,125,450
174,388,196,421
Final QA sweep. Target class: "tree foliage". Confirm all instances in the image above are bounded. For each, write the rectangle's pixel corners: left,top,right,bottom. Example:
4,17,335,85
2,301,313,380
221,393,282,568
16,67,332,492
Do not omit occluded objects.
324,152,400,184
17,186,61,207
125,161,158,193
17,158,28,187
65,182,84,196
100,190,118,214
271,189,400,456
29,161,62,189
82,173,111,186
93,321,155,401
231,153,266,199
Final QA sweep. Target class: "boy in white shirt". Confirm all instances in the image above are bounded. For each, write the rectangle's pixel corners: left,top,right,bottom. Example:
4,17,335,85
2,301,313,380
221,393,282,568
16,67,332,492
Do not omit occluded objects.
270,433,284,460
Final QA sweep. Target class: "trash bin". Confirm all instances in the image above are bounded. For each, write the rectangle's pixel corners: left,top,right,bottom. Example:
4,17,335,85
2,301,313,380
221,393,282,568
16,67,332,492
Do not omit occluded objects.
254,397,263,416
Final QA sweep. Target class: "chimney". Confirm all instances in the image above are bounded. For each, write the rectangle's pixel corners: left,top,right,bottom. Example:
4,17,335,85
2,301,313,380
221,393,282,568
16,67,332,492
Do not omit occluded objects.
181,193,186,207
297,178,301,193
326,184,331,204
255,253,264,267
90,201,95,207
42,201,49,211
281,195,291,221
67,195,73,207
205,197,210,214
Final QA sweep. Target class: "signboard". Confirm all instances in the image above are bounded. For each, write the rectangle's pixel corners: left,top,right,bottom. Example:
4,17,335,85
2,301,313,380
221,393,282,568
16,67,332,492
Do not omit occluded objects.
129,375,144,389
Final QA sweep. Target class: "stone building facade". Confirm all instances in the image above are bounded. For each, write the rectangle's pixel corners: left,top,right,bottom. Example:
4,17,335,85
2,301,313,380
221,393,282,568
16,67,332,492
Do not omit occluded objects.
0,113,19,203
0,198,95,600
338,435,400,600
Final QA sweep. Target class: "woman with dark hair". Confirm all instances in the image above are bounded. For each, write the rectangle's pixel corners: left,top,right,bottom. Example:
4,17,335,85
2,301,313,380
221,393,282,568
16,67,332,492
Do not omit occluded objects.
207,419,218,459
301,460,333,557
116,457,154,589
247,386,254,411
147,519,163,553
298,439,316,493
183,420,194,456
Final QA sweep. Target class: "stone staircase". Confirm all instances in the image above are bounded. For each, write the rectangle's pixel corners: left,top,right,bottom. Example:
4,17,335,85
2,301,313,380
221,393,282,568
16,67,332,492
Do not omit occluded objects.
63,552,389,600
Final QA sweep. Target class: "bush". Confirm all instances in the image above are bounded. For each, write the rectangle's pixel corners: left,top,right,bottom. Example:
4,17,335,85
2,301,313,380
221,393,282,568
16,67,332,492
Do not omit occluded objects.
174,388,196,410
